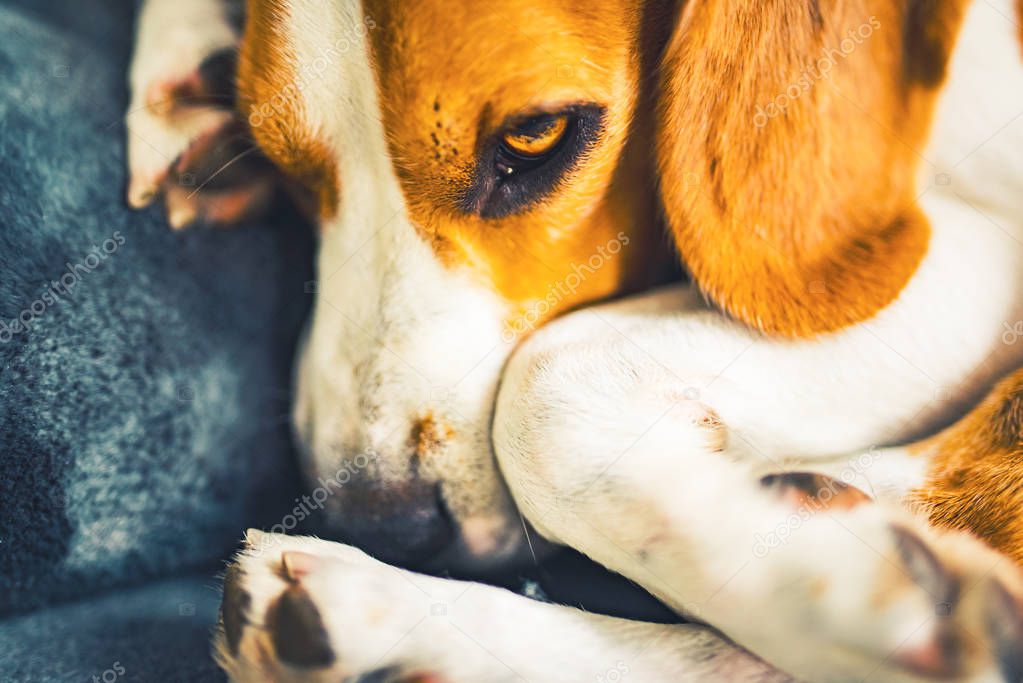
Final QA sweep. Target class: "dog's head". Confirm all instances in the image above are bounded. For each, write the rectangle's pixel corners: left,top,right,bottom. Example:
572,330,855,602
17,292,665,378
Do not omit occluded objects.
236,0,966,570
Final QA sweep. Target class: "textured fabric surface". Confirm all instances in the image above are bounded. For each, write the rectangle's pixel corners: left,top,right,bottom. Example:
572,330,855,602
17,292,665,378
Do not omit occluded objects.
0,0,313,615
0,572,226,682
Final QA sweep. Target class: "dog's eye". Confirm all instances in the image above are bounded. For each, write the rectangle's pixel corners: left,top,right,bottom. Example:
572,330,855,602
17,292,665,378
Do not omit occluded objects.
498,114,569,164
461,104,605,220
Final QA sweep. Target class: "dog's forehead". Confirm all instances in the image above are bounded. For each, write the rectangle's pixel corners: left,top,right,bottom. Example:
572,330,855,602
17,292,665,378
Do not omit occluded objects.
362,0,635,107
280,0,637,115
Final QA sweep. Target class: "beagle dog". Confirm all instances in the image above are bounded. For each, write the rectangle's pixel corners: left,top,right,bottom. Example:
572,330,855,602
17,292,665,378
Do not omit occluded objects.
128,0,1023,680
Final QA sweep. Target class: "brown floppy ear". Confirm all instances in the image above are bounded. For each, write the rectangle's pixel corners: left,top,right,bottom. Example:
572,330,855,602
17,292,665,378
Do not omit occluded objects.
656,0,970,337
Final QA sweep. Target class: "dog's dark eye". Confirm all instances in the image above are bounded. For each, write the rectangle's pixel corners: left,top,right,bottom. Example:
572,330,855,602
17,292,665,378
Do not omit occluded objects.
461,104,605,219
498,114,569,165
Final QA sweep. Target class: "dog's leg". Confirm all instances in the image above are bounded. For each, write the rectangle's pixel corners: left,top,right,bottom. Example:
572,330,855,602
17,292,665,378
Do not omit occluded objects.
128,0,271,227
215,531,792,683
515,188,1023,472
493,286,1023,682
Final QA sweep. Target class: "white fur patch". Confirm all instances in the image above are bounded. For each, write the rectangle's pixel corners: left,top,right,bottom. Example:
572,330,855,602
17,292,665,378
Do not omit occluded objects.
283,0,523,566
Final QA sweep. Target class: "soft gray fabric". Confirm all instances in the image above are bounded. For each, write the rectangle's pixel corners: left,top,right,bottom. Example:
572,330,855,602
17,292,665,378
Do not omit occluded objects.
0,0,314,615
0,572,226,682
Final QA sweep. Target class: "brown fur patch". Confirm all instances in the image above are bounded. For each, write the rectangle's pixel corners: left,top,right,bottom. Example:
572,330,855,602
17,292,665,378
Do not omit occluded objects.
237,0,338,217
1019,0,1023,59
362,0,676,332
409,413,454,459
908,368,1023,564
657,0,971,337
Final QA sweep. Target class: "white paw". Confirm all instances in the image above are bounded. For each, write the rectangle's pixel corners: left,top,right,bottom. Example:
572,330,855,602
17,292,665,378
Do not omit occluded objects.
127,0,273,228
864,521,1023,683
216,531,451,683
738,484,1023,683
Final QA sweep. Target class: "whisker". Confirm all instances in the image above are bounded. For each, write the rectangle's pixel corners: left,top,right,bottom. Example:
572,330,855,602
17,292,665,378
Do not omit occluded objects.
519,512,539,567
188,145,261,199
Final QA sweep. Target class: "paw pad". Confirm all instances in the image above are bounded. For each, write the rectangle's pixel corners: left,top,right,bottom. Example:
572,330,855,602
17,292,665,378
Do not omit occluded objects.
266,583,336,669
760,472,872,511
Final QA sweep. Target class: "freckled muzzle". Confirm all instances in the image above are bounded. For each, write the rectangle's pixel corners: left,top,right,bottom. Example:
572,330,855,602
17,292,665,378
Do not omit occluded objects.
291,315,529,573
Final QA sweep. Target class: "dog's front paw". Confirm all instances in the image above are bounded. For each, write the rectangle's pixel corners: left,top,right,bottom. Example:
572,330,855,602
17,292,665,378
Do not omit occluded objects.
127,2,274,229
216,531,448,683
761,509,1023,683
878,524,1023,683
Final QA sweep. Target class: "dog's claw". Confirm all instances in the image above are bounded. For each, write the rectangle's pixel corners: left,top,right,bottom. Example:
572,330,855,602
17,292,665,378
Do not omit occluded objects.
127,179,159,209
892,525,960,608
887,526,965,677
166,188,199,230
243,528,267,549
281,550,320,581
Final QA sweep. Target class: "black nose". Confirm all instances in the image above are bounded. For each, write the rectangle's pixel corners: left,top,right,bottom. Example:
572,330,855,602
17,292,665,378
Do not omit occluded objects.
335,481,455,567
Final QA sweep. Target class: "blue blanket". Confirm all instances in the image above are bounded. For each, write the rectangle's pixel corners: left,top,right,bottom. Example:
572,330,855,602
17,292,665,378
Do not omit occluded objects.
0,0,313,616
0,572,226,682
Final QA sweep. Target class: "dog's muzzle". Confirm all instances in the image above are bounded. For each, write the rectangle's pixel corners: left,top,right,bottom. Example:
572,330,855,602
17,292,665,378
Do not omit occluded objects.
329,477,455,568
